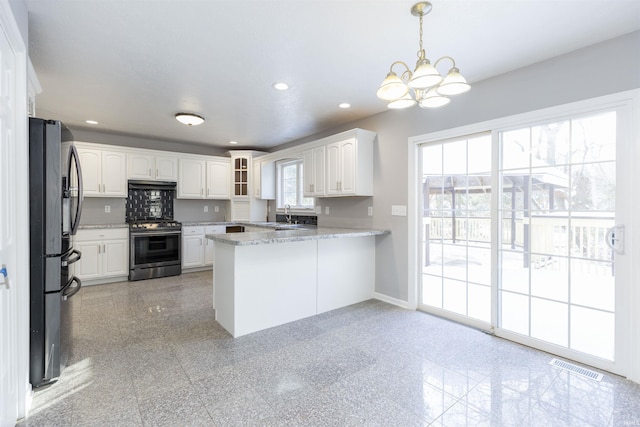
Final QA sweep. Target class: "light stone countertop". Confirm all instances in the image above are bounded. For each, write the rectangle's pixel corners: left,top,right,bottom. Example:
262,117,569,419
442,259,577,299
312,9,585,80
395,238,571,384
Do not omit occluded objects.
206,226,389,246
78,223,129,229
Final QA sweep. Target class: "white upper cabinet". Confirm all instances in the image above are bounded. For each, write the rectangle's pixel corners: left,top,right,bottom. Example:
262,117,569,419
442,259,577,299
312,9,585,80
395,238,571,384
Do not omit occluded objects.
303,145,325,197
300,129,375,198
178,158,206,198
77,145,127,197
128,151,178,181
178,156,231,199
254,160,275,200
155,155,178,181
206,159,230,199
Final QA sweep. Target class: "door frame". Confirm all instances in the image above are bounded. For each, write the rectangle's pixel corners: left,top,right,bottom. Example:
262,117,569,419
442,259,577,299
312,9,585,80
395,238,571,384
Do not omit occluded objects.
408,89,640,382
0,0,30,422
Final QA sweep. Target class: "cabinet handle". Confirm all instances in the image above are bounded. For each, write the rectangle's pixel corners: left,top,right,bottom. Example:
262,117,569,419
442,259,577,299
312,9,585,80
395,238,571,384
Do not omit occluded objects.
201,188,204,195
156,168,159,177
98,245,101,254
310,183,314,192
149,169,152,176
103,244,106,253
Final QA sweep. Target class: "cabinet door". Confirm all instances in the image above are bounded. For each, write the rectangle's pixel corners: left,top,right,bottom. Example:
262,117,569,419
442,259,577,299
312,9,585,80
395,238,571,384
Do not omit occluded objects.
339,139,356,194
253,161,261,198
78,149,102,196
178,159,205,198
101,151,127,196
204,238,215,266
128,153,154,180
326,142,341,195
103,238,128,277
74,240,102,280
155,156,178,181
312,147,325,196
206,160,230,199
182,235,204,267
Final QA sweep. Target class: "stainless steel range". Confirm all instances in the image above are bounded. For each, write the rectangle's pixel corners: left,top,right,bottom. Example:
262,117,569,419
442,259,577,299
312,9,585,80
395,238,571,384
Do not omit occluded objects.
126,180,182,281
129,221,182,281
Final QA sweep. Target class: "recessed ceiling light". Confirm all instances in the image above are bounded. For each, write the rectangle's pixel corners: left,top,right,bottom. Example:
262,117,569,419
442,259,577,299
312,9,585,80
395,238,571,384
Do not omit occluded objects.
272,82,289,91
85,120,99,125
229,141,238,145
338,103,351,109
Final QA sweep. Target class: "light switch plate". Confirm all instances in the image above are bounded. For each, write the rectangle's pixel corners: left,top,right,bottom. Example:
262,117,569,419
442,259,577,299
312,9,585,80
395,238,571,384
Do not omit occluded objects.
214,206,219,213
391,205,407,216
104,205,110,213
315,206,322,215
204,205,209,212
325,206,330,215
368,206,373,216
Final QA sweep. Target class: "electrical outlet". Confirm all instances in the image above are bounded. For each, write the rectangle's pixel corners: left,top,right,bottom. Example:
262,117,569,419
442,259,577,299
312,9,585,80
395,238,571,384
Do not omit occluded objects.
214,206,219,213
368,206,373,216
204,205,209,213
315,206,322,215
325,206,330,215
104,205,110,213
391,205,407,216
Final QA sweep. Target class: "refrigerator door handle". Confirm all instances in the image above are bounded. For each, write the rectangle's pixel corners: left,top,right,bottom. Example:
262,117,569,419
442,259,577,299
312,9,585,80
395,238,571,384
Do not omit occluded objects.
63,249,82,266
68,144,83,235
62,276,82,300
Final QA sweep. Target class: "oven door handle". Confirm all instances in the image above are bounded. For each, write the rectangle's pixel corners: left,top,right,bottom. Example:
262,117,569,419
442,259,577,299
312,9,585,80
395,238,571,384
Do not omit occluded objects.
130,231,182,237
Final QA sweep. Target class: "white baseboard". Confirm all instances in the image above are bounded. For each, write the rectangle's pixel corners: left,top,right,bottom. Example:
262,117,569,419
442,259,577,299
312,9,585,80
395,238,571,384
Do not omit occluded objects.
373,292,411,309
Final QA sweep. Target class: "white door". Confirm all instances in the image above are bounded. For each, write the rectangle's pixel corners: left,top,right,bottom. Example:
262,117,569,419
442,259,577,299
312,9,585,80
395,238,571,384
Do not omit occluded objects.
496,110,630,373
78,149,102,195
74,241,102,280
103,239,128,277
182,235,204,267
178,159,205,198
128,153,154,180
155,155,178,181
326,142,340,195
101,151,126,196
419,134,493,329
207,160,230,199
339,139,356,194
0,16,19,425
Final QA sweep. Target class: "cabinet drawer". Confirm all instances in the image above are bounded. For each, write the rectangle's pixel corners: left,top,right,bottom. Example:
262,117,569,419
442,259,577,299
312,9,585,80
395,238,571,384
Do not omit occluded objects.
75,228,128,241
182,226,205,235
205,225,226,234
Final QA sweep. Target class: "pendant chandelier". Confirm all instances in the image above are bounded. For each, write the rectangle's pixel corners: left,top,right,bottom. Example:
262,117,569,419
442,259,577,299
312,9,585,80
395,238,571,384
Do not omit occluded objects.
376,2,470,109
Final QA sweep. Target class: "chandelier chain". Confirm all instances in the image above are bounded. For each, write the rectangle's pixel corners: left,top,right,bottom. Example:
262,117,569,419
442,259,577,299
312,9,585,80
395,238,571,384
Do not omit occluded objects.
418,12,424,57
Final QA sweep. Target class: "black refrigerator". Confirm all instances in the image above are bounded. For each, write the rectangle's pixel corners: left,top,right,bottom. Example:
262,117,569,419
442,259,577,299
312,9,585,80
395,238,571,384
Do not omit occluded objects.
29,117,84,388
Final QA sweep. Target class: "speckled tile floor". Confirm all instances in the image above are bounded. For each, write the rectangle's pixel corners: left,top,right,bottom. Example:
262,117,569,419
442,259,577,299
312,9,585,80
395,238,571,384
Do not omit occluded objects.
18,271,640,426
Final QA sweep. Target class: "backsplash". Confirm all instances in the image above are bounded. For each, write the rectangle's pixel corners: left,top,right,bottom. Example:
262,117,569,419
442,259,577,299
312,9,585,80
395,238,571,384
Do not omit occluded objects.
126,189,174,221
275,214,317,225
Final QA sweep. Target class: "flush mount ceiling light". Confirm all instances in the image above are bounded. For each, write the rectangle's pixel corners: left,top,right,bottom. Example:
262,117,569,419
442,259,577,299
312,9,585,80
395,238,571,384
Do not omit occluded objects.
376,2,470,109
175,112,205,126
272,82,289,91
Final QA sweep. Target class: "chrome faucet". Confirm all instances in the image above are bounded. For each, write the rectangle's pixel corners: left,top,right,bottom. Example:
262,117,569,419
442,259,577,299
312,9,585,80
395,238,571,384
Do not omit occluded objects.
284,204,292,224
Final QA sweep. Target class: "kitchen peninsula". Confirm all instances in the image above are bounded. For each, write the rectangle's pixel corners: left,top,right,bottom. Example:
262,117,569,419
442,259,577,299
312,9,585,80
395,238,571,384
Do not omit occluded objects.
207,226,388,337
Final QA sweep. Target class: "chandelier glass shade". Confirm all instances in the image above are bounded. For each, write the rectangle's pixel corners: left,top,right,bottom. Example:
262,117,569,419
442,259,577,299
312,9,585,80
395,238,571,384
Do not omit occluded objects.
175,112,205,126
377,2,470,109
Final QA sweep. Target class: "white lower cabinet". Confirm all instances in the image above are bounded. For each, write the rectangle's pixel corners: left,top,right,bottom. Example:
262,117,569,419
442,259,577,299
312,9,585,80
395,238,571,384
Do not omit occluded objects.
183,225,226,269
182,226,205,268
74,228,128,283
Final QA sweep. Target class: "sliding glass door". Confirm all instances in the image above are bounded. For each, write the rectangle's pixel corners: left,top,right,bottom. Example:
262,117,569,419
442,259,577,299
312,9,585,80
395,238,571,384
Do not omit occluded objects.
417,103,631,374
419,133,492,328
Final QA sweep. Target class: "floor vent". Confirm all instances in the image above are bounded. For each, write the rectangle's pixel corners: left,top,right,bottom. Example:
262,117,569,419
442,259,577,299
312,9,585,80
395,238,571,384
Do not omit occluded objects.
549,358,603,382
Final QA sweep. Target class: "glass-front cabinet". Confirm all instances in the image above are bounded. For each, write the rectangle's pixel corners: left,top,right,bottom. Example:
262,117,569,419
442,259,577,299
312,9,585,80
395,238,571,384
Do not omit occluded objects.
234,157,248,197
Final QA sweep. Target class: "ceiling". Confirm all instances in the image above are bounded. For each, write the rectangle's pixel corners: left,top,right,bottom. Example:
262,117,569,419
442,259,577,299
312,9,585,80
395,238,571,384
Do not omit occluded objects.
26,0,640,150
